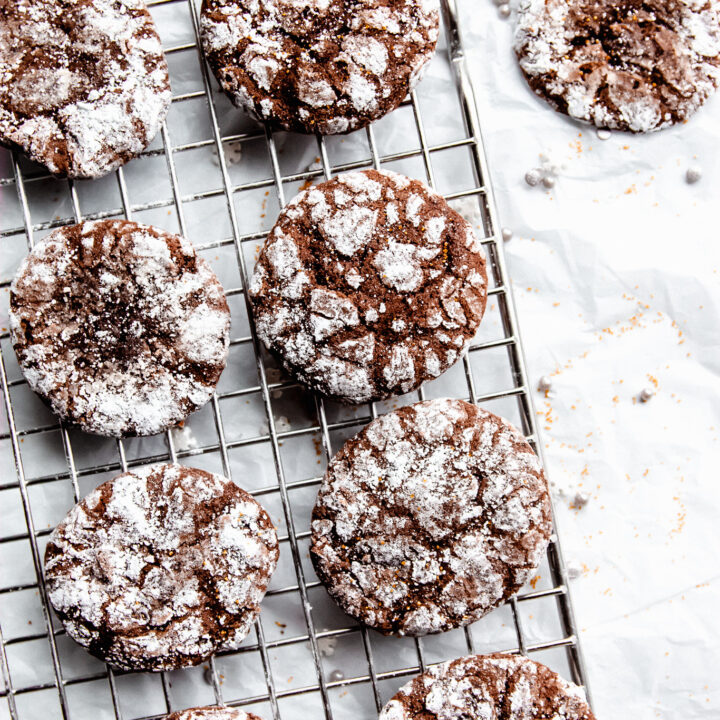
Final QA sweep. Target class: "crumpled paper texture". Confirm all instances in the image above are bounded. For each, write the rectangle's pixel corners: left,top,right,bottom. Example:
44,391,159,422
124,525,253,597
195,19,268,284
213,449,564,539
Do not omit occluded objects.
460,1,720,717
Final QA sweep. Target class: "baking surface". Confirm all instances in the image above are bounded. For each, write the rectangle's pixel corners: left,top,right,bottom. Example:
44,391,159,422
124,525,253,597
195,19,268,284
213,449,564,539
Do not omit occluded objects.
0,1,591,719
461,1,720,718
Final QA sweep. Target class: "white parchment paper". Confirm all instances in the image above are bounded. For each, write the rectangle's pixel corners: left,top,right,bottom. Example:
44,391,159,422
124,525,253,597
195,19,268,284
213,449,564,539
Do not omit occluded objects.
460,1,720,717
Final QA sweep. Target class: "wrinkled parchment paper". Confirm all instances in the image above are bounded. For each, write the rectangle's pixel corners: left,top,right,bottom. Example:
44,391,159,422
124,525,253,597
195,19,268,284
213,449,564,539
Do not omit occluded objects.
461,2,720,717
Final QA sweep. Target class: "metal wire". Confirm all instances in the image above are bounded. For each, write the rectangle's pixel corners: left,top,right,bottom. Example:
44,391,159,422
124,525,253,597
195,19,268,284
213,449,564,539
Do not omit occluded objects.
0,0,592,717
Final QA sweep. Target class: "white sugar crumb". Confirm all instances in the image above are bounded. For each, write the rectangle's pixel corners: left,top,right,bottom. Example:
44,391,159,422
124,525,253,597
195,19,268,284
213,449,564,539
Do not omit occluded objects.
0,0,171,178
346,267,364,288
320,205,378,256
514,0,720,132
345,72,378,111
566,558,583,580
405,194,425,225
297,76,337,107
373,242,426,292
382,343,415,390
9,221,230,437
318,635,338,657
312,399,551,635
171,424,199,452
341,35,389,75
339,171,383,200
44,464,278,671
246,55,279,91
179,305,230,363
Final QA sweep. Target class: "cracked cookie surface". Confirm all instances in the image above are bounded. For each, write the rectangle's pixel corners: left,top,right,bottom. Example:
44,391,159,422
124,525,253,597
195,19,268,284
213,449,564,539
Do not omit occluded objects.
514,0,720,132
248,170,487,404
379,653,595,719
200,0,439,134
10,220,230,437
45,464,279,672
166,707,263,720
310,399,552,636
0,0,170,178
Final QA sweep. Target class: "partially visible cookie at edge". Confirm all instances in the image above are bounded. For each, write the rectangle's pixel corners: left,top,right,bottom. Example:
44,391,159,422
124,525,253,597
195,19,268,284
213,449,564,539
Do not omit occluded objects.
248,169,487,404
9,219,230,437
311,399,552,636
379,653,596,719
0,0,171,178
44,464,279,672
200,0,440,134
166,707,264,720
514,0,720,132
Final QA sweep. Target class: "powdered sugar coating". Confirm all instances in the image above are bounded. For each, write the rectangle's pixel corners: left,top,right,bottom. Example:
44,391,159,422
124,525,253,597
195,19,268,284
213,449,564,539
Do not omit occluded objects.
0,0,170,178
200,0,439,134
10,220,230,437
44,464,279,672
166,708,263,720
249,170,487,404
380,653,595,719
310,399,551,636
514,0,720,133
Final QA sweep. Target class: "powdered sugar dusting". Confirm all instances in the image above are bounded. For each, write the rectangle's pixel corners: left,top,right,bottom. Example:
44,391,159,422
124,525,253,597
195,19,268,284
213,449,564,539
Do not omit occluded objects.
380,653,595,719
514,0,720,132
320,205,378,256
374,242,430,292
249,170,488,403
44,464,279,672
0,0,171,178
200,0,440,134
311,399,552,636
167,708,262,720
9,220,230,437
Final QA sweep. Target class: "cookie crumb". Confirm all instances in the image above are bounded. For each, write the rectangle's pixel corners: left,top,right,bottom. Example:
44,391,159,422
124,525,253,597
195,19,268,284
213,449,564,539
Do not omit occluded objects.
639,387,655,402
686,166,702,184
537,375,553,393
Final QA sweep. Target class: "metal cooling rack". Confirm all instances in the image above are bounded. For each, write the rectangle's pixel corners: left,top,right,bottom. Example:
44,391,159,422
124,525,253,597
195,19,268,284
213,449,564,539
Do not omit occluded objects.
0,0,592,718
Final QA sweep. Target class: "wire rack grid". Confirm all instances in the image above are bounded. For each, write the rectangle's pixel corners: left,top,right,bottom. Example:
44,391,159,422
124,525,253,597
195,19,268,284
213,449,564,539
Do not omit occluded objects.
0,0,592,718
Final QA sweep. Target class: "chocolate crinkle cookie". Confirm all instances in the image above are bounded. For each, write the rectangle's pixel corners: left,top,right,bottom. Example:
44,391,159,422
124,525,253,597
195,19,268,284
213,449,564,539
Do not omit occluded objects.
0,0,171,178
9,220,230,437
514,0,720,132
249,170,487,404
165,708,264,720
379,653,596,720
310,399,552,636
200,0,440,134
44,464,279,672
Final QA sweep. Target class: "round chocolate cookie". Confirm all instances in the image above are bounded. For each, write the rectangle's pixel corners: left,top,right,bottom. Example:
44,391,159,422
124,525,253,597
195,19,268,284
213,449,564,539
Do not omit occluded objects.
44,464,279,672
0,0,170,178
200,0,440,134
9,220,230,437
248,170,487,404
166,709,262,720
379,653,595,719
310,399,552,636
514,0,720,133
